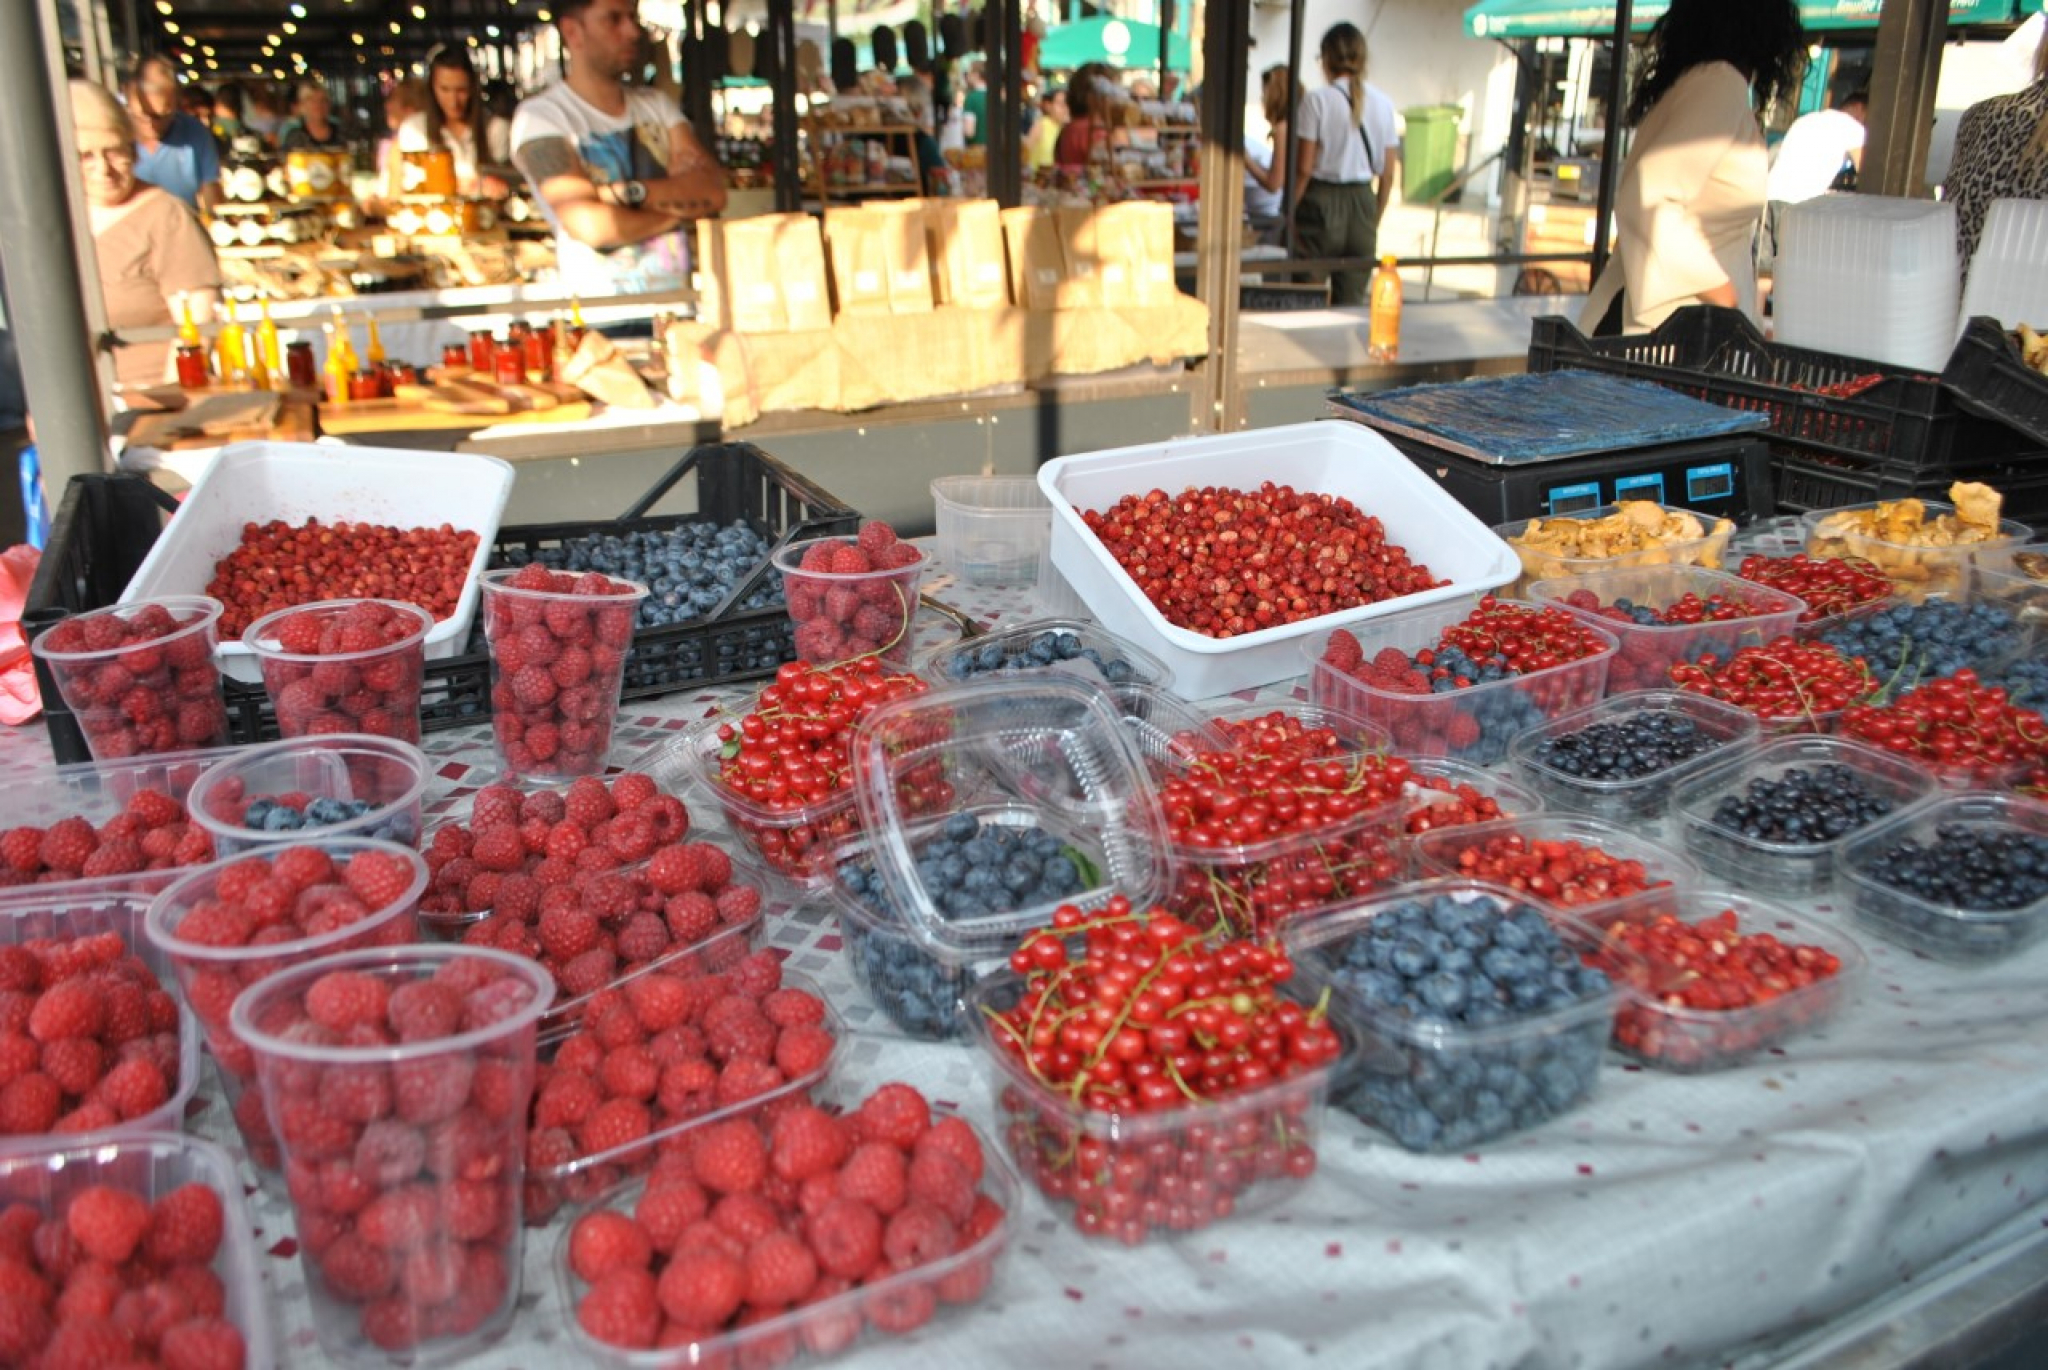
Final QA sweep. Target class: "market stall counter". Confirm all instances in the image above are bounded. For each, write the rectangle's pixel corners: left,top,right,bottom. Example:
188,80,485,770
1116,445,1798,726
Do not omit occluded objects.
4,558,2047,1369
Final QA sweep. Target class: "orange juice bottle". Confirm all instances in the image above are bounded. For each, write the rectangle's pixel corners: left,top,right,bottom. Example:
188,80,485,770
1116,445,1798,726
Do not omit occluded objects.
1368,255,1402,362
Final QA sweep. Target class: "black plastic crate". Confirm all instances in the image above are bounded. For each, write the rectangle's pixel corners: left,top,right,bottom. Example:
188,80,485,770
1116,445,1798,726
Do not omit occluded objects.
1772,451,2048,526
1942,317,2048,450
26,443,858,766
1528,306,2037,475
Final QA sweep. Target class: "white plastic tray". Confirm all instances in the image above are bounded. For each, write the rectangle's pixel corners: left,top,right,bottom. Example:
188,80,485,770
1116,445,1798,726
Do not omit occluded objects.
1038,421,1519,695
121,442,515,683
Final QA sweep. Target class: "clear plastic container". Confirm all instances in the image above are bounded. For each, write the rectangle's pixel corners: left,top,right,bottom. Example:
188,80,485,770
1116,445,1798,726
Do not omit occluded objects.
143,838,427,1173
188,733,431,857
540,902,768,1036
1197,696,1393,758
917,617,1174,692
932,473,1053,584
830,876,980,1041
1838,792,2048,965
1726,515,1810,562
848,677,1172,960
968,969,1350,1242
1527,565,1804,695
1803,500,2031,602
1576,887,1865,1072
1972,541,2048,587
0,1132,273,1366
552,1105,1017,1366
1510,689,1761,826
1097,680,1232,780
1496,502,1735,591
30,595,231,762
524,969,840,1226
242,598,435,744
1394,759,1546,876
660,717,869,889
1305,601,1618,766
774,536,929,669
1284,880,1620,1152
1671,735,1939,898
231,944,552,1366
1412,814,1703,912
0,892,200,1148
478,567,649,782
1970,556,2048,639
0,745,229,903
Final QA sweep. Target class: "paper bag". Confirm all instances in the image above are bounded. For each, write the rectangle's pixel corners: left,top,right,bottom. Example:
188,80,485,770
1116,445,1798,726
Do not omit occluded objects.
868,201,935,315
1000,207,1066,311
824,207,892,315
773,215,833,331
696,217,789,334
928,199,1008,309
1093,201,1178,307
1052,207,1106,309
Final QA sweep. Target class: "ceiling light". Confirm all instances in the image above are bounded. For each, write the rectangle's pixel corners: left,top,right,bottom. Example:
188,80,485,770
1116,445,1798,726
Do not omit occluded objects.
154,0,171,12
281,23,296,36
485,25,499,37
162,20,177,33
411,4,426,17
352,33,365,45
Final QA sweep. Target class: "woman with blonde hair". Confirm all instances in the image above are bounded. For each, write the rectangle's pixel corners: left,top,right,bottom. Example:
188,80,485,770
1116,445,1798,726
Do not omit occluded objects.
1292,23,1400,304
1945,27,2048,271
68,80,220,395
1245,65,1293,241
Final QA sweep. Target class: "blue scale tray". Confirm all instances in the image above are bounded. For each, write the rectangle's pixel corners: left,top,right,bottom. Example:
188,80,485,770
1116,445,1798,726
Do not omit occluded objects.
1329,370,1771,466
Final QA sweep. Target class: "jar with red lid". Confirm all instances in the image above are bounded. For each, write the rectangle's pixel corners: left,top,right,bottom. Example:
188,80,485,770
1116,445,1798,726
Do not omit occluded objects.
522,330,550,381
468,330,496,372
442,342,469,370
175,344,210,390
493,349,524,385
285,341,317,389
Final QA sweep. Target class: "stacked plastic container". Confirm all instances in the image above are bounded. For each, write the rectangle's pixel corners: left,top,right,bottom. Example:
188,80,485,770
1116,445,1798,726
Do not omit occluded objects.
1773,194,1959,372
1959,198,2048,335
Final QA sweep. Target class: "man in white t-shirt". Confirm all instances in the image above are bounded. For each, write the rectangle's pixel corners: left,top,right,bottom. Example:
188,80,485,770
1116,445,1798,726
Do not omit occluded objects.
510,0,726,296
1767,91,1867,205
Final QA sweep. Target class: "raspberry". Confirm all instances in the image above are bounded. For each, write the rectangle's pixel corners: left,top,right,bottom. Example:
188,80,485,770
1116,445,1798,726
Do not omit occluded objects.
852,1082,930,1150
598,1045,659,1102
773,1025,835,1080
836,1143,907,1215
468,825,525,874
321,1232,397,1301
343,849,418,910
882,1201,958,1269
64,1185,149,1265
158,1315,247,1370
744,1230,818,1307
0,828,41,875
614,913,671,966
27,983,103,1044
564,777,616,830
769,1103,849,1183
305,969,391,1032
1323,628,1364,672
906,1149,976,1225
656,1246,745,1328
912,1114,985,1185
807,1197,883,1279
0,1292,49,1364
864,1274,938,1333
825,544,872,574
94,1057,167,1121
633,1180,708,1250
270,845,335,892
578,1267,661,1350
40,1039,102,1097
37,1316,135,1370
391,1054,474,1125
761,988,825,1029
569,1210,653,1285
578,1098,652,1157
37,820,97,875
663,892,719,942
0,1074,62,1133
386,981,462,1042
857,520,899,556
647,845,717,896
624,976,689,1034
728,950,781,998
714,884,762,926
537,904,600,963
689,1119,768,1196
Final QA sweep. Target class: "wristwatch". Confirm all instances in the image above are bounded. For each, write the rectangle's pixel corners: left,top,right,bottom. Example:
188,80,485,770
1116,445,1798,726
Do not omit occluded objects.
615,179,647,207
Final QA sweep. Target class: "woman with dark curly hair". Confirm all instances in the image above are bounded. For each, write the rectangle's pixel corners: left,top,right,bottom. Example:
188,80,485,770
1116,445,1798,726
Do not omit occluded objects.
1581,0,1806,335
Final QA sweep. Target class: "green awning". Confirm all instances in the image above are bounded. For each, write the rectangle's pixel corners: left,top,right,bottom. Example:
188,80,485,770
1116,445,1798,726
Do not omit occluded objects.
1464,0,2017,38
1464,0,1669,39
1038,17,1193,72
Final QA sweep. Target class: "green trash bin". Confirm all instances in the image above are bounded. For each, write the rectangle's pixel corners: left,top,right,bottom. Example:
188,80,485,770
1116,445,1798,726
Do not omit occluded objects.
1401,105,1462,204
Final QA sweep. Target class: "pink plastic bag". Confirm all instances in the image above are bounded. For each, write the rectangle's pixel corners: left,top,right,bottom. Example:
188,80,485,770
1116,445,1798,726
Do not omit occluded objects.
0,545,43,725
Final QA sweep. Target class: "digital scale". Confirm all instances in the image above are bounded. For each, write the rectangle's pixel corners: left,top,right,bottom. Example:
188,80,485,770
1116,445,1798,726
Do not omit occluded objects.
1329,371,1775,527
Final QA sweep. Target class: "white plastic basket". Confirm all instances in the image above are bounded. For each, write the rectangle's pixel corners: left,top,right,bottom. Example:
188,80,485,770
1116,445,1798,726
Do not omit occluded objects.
1038,421,1520,696
120,442,515,683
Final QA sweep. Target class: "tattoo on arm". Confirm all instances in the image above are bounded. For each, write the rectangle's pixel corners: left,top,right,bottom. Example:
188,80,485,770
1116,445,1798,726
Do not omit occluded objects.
513,136,582,187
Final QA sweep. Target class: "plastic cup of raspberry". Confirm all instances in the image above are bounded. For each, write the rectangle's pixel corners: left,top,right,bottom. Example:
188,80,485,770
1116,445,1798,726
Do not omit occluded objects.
774,535,929,670
230,943,553,1364
186,733,432,860
477,566,650,783
143,837,427,1174
243,598,435,745
31,595,232,763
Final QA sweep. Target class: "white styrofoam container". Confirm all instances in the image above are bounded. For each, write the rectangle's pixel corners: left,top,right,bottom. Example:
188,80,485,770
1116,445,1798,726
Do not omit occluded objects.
1960,198,2048,337
1775,194,1959,372
122,442,515,683
1038,421,1520,696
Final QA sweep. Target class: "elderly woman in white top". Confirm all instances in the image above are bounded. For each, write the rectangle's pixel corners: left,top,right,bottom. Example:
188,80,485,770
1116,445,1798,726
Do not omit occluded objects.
1580,0,1808,335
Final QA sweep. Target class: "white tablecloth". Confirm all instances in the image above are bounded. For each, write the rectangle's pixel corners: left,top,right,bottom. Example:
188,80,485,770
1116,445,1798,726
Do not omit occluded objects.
5,567,2045,1370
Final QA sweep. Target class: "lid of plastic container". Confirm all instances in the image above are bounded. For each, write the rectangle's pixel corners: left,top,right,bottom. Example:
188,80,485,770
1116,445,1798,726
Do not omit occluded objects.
846,676,1172,960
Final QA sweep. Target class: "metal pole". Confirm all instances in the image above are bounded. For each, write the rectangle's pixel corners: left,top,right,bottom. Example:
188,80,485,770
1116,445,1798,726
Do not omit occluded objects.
767,0,800,212
1863,0,1946,198
1158,0,1171,95
1192,0,1249,434
987,0,1022,207
1282,0,1304,257
0,0,113,490
1588,0,1632,286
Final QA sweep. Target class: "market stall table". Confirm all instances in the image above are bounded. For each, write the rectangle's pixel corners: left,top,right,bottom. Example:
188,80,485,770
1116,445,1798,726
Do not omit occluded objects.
3,565,2046,1369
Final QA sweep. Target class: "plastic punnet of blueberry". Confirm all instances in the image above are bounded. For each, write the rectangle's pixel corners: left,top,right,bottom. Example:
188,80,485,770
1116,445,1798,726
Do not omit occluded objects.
240,794,420,846
1820,600,2023,686
1306,890,1614,1152
501,520,781,630
1708,764,1898,845
837,813,1093,1039
1861,824,2048,913
1529,712,1727,783
940,630,1147,687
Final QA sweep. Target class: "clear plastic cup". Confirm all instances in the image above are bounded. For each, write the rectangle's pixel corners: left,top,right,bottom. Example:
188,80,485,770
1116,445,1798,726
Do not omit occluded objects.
243,598,435,744
143,838,427,1173
775,536,928,668
30,596,230,762
188,734,431,858
230,944,552,1366
477,567,649,782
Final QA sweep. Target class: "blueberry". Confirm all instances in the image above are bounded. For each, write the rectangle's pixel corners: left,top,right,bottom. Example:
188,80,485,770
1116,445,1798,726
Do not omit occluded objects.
940,629,1151,685
1529,711,1727,782
1709,764,1897,844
